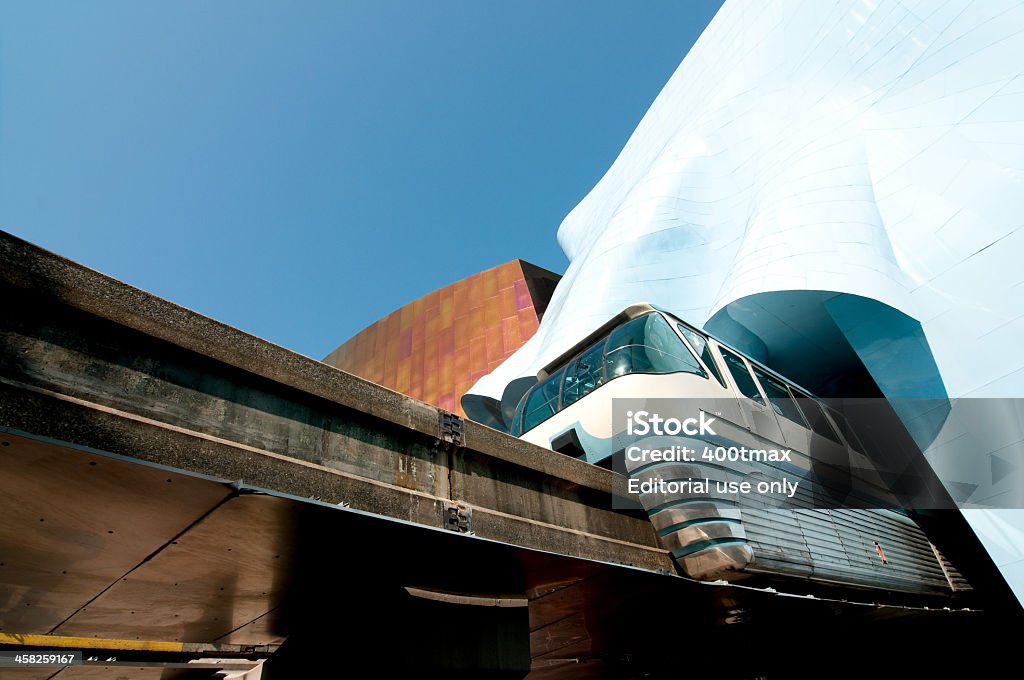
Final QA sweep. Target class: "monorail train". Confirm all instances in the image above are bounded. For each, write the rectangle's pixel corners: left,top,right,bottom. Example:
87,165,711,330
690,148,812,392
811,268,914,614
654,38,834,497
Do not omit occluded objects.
510,304,969,597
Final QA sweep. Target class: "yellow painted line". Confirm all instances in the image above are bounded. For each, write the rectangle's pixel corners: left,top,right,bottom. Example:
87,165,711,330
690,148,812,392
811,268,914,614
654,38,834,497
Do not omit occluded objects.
0,632,185,652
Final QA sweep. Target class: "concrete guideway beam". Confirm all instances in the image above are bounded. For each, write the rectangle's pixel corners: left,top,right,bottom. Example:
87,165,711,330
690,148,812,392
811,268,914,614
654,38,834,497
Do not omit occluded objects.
0,230,666,571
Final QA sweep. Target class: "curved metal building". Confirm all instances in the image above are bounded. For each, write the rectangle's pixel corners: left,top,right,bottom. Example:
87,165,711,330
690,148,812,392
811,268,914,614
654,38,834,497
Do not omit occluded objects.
324,259,558,416
465,0,1024,603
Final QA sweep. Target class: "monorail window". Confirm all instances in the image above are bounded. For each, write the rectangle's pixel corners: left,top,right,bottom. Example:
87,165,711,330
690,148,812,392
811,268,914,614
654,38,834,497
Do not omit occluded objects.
514,313,710,434
562,341,605,407
792,390,841,444
719,349,765,406
521,366,566,433
823,404,864,453
752,367,807,426
604,314,706,380
676,324,727,389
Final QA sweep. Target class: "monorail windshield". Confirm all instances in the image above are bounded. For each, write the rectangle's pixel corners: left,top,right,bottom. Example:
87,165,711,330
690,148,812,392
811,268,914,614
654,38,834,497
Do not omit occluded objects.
512,312,708,435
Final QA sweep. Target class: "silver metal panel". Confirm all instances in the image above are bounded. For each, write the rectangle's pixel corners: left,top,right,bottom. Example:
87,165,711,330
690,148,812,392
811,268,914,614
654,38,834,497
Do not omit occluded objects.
676,544,754,580
649,505,741,532
660,522,747,554
739,507,962,594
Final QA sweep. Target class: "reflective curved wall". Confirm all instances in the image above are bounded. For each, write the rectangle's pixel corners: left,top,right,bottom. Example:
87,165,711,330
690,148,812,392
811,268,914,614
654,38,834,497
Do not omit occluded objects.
467,0,1024,601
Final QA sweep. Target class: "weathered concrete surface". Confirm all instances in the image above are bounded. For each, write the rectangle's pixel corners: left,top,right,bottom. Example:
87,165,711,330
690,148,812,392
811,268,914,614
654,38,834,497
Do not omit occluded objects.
0,230,667,570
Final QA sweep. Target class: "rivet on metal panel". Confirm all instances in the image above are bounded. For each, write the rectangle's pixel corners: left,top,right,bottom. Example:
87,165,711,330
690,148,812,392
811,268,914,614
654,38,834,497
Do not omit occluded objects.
444,502,472,533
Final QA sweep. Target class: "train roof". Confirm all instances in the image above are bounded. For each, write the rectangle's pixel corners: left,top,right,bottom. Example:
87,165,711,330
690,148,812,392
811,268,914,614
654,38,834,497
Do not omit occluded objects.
536,302,824,400
537,303,658,380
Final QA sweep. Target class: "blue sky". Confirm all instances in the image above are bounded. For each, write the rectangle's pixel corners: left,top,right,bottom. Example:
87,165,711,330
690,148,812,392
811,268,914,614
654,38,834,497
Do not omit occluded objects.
0,1,723,358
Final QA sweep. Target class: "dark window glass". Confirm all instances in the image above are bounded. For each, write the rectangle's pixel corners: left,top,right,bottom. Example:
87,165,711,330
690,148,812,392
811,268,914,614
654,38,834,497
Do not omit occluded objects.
752,367,807,426
677,325,727,388
562,341,606,407
604,314,706,380
824,405,864,452
720,349,765,405
516,313,708,434
521,366,565,433
792,391,841,444
605,317,653,378
511,397,526,436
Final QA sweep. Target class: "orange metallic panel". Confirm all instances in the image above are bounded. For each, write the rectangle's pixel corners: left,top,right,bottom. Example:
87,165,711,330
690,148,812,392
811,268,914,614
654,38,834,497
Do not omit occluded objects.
322,260,559,417
484,323,503,364
498,286,516,317
439,291,455,329
479,270,499,299
501,316,521,354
